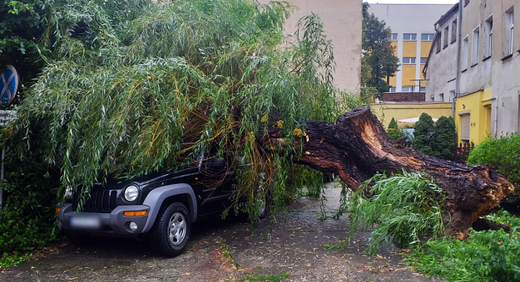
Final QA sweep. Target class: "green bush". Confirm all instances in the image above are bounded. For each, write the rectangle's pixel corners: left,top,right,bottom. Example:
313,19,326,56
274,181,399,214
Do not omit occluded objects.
387,117,402,140
411,114,457,160
412,113,435,156
0,148,59,261
467,133,520,189
345,172,446,254
431,116,457,160
406,210,520,282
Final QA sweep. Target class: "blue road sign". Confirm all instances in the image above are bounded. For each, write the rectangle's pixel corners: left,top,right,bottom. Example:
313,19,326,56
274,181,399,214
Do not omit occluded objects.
0,65,19,106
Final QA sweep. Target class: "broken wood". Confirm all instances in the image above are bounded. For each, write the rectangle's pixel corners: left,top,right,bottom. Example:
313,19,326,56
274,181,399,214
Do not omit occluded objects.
294,106,514,239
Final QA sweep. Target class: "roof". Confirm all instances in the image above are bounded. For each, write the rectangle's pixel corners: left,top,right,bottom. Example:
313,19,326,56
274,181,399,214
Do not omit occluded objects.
434,3,459,26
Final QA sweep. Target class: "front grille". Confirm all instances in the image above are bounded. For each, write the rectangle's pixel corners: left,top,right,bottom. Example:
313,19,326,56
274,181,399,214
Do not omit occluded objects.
73,189,118,212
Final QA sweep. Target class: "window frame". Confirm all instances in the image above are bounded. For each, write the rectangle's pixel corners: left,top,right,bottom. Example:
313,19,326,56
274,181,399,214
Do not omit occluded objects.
403,33,417,41
504,7,514,57
402,86,414,92
444,26,449,48
484,16,493,59
462,35,469,70
460,114,471,141
451,19,457,43
421,33,434,41
471,26,480,66
402,57,416,64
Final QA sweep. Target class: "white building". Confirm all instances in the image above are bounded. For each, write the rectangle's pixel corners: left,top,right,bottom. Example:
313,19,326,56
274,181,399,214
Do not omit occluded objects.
425,0,520,145
424,3,459,102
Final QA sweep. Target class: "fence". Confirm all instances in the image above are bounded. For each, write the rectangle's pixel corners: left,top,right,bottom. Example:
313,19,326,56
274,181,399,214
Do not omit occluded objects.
452,142,475,164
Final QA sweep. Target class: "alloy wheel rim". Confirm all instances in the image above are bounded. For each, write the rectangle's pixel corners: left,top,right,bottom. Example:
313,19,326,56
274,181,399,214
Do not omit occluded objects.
168,212,186,246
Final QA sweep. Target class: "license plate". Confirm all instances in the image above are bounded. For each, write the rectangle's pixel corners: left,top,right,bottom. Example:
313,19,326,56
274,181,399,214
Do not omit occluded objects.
70,216,101,229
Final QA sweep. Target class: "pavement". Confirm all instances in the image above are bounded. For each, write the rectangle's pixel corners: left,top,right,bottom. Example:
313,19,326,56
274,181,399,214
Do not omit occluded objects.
0,183,444,282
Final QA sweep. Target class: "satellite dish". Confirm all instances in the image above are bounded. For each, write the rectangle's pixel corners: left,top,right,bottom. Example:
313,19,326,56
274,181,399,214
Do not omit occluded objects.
0,65,19,106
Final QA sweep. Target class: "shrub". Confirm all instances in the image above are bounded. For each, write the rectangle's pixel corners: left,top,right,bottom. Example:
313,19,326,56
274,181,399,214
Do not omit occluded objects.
411,114,457,161
0,145,59,260
412,113,435,155
431,116,457,160
345,172,446,254
387,117,401,140
406,210,520,282
467,133,520,190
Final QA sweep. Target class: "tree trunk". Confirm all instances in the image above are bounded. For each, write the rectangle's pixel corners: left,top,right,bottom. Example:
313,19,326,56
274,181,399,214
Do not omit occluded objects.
295,106,514,239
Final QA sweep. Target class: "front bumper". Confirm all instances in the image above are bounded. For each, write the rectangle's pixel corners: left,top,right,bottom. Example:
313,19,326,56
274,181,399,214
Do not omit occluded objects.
58,203,151,237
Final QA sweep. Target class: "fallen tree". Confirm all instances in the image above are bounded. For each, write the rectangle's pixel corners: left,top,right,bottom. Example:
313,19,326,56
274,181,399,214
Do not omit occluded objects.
4,0,513,241
293,106,514,239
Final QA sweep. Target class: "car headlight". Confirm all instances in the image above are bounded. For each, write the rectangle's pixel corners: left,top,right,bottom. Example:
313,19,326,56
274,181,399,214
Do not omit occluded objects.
124,185,139,202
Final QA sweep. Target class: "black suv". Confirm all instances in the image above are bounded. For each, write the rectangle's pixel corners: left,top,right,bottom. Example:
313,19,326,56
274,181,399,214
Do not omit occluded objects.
57,158,268,257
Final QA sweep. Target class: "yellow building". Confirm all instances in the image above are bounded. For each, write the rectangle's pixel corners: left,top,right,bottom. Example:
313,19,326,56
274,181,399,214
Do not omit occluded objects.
454,89,492,146
369,4,453,93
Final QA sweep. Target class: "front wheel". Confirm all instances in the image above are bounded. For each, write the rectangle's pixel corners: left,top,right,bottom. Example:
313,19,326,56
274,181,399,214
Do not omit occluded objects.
150,202,191,257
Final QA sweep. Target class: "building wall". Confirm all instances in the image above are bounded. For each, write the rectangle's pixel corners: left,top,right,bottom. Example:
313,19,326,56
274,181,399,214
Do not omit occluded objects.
369,4,453,93
380,93,425,102
371,102,452,129
257,0,362,93
424,4,459,103
454,88,492,145
456,0,520,143
489,1,520,137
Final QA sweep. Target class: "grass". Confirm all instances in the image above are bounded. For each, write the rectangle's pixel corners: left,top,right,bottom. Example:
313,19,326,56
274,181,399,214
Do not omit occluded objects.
0,251,40,268
238,272,290,281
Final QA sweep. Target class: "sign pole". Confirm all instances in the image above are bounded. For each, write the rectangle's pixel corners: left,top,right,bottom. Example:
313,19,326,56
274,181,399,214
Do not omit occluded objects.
0,147,3,210
0,64,20,211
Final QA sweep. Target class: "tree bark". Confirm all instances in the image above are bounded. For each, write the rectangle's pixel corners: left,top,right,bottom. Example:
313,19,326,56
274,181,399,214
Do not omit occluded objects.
295,106,514,239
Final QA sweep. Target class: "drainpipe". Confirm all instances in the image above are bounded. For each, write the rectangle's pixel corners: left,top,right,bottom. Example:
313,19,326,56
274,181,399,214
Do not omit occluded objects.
453,0,463,118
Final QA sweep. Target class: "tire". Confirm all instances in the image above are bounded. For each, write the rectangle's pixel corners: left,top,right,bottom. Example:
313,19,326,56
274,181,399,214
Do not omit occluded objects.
258,194,269,219
65,230,92,247
257,178,270,219
150,202,191,257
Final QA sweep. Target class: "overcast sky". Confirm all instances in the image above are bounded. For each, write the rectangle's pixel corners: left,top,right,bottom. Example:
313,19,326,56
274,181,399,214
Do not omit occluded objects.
368,0,458,4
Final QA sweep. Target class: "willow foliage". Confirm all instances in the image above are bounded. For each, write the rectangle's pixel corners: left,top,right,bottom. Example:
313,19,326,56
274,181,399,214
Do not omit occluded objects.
5,0,343,215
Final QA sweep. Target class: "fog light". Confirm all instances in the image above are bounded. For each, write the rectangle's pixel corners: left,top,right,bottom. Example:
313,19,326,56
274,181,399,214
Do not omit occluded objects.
129,222,138,231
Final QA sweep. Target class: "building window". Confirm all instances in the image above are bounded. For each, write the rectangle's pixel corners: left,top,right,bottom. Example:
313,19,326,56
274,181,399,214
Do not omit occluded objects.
389,87,396,92
505,7,514,57
420,57,428,64
472,27,480,65
403,57,416,64
484,16,493,58
391,33,398,41
403,33,417,41
402,86,414,92
419,87,426,92
443,26,449,48
439,93,445,102
436,33,441,53
461,114,470,141
451,20,457,43
462,36,469,70
421,33,434,41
